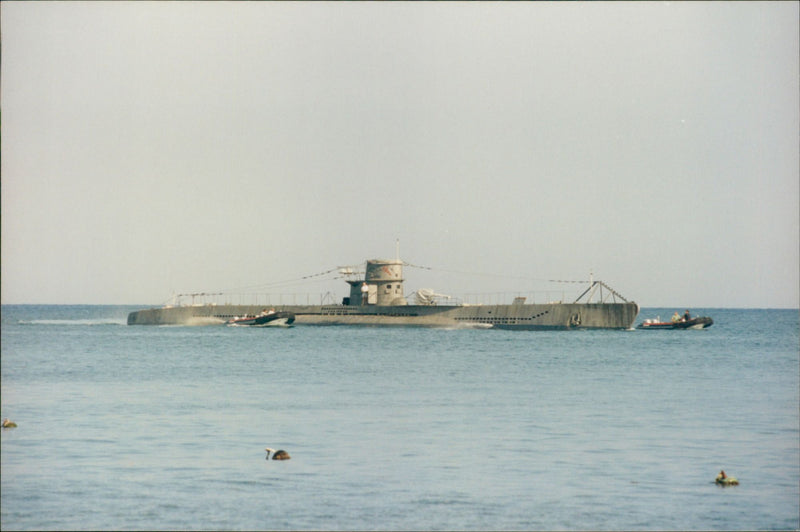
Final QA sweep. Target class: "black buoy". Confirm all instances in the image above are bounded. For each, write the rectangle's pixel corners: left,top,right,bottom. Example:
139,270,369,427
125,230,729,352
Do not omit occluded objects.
265,447,291,460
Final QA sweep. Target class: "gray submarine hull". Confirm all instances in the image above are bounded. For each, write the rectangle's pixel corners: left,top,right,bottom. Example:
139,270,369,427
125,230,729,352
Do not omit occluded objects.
128,257,639,329
127,301,639,329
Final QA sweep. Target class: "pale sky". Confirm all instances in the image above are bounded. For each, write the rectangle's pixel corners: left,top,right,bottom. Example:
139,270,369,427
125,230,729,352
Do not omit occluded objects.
2,1,798,308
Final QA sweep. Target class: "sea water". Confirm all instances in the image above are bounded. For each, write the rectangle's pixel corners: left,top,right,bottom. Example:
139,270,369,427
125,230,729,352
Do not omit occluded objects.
1,305,798,531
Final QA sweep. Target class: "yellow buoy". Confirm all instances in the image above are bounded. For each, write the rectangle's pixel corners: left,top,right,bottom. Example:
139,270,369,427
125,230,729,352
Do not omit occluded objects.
715,470,738,486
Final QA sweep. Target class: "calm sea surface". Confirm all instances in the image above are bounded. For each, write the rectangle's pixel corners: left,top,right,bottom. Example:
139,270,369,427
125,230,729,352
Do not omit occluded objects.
1,305,798,530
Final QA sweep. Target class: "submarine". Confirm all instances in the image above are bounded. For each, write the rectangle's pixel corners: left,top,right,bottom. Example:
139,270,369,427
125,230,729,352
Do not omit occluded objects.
127,256,639,330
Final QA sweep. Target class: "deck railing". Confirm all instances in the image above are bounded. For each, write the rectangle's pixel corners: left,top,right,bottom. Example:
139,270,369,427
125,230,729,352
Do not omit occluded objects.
169,290,576,308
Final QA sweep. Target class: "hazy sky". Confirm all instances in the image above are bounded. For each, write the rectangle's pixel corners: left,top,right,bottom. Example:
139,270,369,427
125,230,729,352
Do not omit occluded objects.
2,1,798,308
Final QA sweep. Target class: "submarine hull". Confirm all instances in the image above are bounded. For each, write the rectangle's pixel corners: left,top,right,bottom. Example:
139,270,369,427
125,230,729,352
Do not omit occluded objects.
127,302,639,330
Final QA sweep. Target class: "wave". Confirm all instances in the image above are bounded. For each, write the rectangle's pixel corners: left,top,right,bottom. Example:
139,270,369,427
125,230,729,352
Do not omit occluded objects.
17,319,127,326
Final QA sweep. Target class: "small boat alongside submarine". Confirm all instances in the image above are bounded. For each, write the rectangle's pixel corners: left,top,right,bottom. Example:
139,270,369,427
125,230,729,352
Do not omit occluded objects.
226,309,295,327
637,312,713,330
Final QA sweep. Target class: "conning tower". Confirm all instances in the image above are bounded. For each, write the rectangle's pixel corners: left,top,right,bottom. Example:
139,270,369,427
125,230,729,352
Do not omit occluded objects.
347,259,408,306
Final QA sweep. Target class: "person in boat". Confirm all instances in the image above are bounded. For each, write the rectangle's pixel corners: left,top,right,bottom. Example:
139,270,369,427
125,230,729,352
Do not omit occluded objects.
684,309,691,321
671,312,681,323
